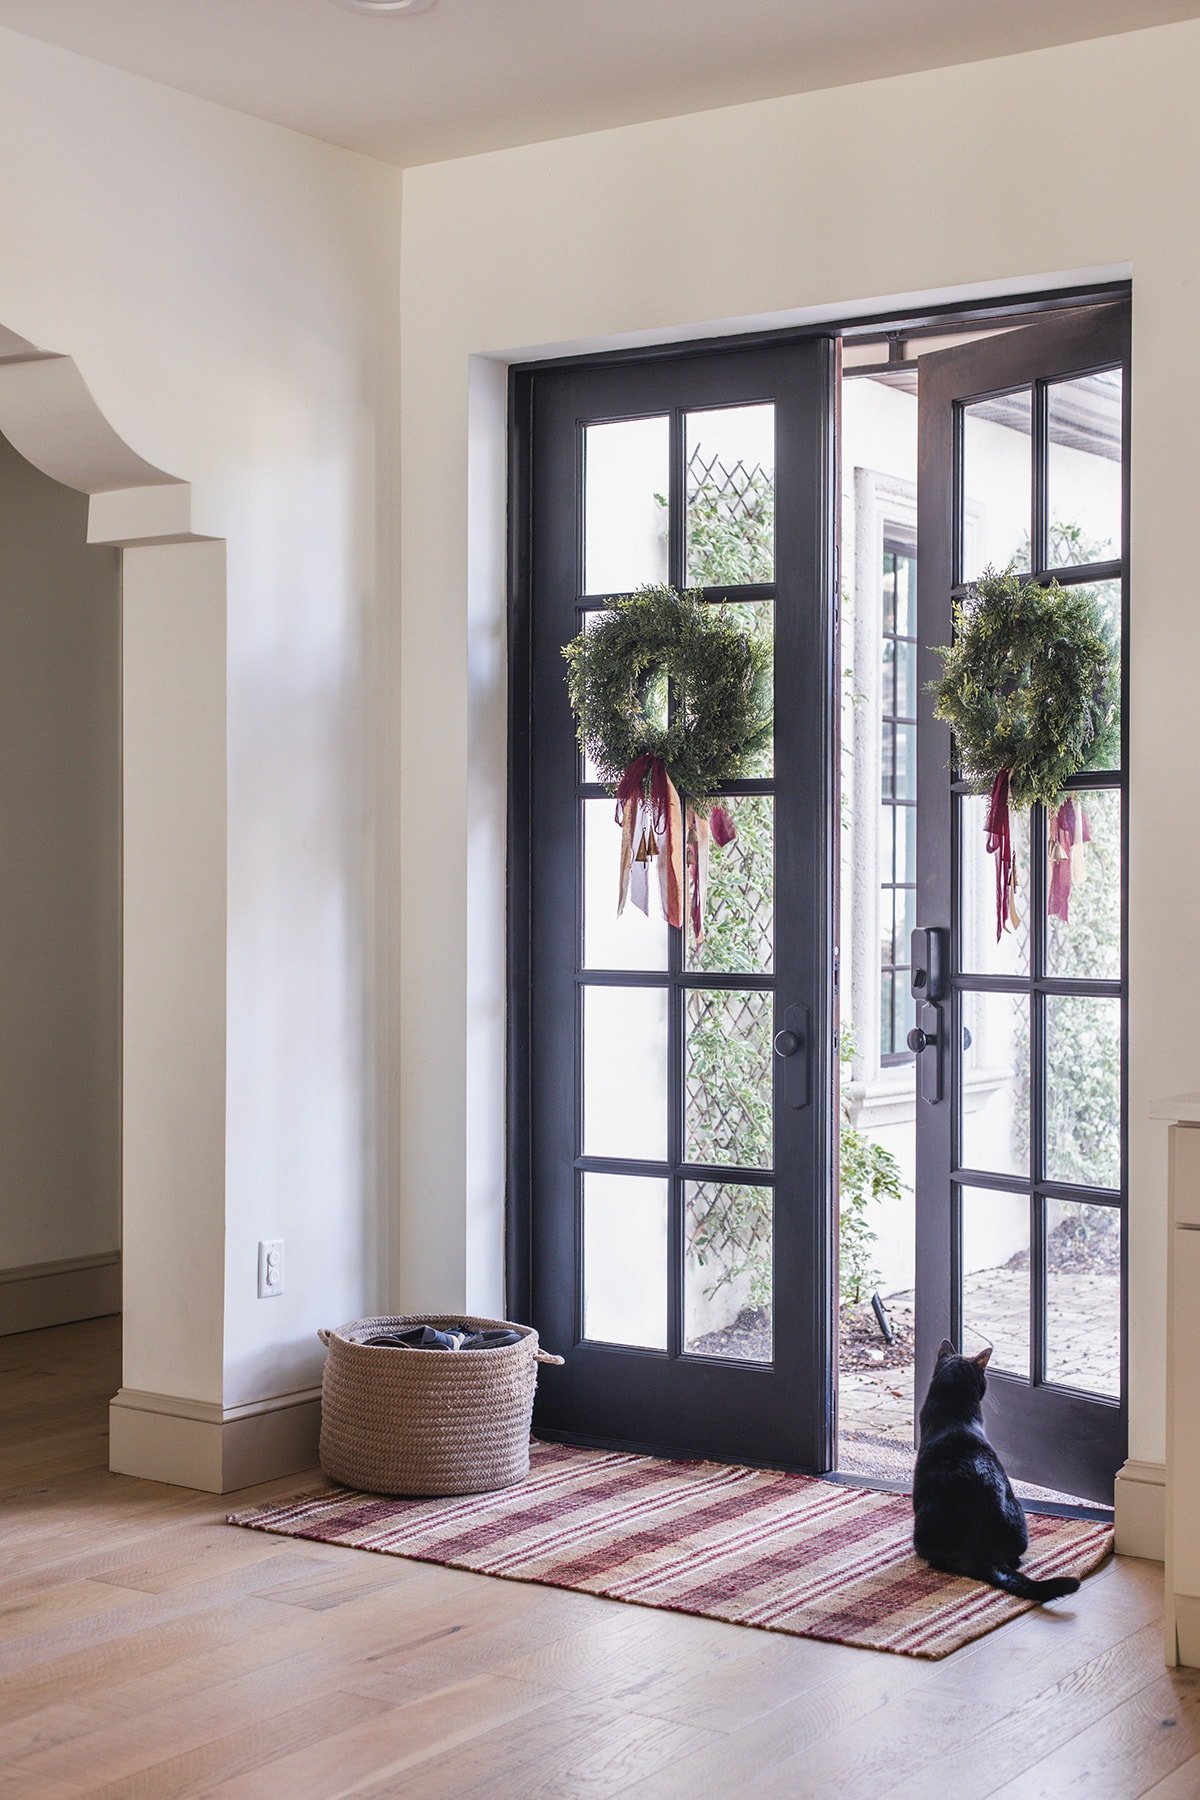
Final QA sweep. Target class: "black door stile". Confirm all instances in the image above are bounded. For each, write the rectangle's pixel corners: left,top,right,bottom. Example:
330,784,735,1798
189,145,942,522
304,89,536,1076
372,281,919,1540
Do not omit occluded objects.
511,339,838,1471
915,304,1130,1503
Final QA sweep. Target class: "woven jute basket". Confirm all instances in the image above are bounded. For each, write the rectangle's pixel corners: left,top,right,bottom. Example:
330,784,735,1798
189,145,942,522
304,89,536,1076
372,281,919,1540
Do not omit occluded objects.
316,1313,564,1497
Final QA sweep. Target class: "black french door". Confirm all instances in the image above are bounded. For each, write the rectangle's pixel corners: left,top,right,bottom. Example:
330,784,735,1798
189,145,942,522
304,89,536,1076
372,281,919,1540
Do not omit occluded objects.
914,305,1129,1503
510,339,838,1469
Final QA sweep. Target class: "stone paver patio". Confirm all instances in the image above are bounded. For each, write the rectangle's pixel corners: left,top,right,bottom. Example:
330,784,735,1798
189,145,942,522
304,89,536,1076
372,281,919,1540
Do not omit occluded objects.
839,1266,1120,1507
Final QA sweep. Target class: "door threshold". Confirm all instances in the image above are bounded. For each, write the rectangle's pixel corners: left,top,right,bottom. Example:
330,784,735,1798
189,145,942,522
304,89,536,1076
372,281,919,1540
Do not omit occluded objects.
829,1463,1114,1522
533,1426,825,1480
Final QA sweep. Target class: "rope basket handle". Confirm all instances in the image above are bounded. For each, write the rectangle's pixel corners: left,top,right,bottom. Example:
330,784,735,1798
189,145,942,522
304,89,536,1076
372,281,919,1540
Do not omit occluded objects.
318,1325,561,1362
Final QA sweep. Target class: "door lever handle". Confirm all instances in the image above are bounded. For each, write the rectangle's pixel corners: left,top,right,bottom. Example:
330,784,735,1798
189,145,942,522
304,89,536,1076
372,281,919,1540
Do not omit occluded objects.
908,1002,943,1105
774,1004,810,1110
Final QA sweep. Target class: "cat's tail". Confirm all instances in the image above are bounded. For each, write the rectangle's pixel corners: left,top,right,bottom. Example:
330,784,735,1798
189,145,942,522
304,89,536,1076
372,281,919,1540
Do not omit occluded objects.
983,1566,1080,1603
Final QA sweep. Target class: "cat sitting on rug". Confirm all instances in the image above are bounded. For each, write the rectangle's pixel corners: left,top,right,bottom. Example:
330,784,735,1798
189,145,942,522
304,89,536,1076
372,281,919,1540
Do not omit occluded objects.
912,1339,1080,1604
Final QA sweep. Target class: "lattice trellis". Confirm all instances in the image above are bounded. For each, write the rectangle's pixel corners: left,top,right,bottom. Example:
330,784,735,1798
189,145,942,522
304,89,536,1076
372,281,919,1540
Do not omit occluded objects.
686,1180,772,1308
684,987,773,1168
688,792,774,976
685,443,775,588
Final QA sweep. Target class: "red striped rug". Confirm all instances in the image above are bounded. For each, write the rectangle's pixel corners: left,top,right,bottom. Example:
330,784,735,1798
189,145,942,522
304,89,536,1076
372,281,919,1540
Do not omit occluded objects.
228,1439,1113,1659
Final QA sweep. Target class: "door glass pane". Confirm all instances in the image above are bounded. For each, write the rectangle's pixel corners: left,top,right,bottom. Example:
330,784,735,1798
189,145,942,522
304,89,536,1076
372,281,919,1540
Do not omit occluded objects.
583,799,668,971
960,1185,1030,1377
1045,788,1121,982
895,636,918,721
717,598,774,776
1045,995,1121,1190
686,404,775,587
1059,577,1122,771
583,1173,667,1349
687,794,773,976
1045,1199,1120,1396
883,544,915,637
961,389,1032,582
879,802,916,889
1079,576,1122,661
684,1181,773,1363
684,988,773,1170
584,416,669,596
583,985,667,1162
1047,370,1123,569
961,990,1029,1180
958,793,1030,977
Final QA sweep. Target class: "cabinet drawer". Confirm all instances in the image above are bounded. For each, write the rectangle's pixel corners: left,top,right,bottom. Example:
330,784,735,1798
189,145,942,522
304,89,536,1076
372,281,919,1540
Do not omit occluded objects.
1174,1125,1200,1229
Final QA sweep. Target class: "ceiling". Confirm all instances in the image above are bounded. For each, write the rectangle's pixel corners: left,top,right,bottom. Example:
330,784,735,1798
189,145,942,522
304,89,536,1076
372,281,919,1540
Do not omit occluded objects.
0,0,1193,169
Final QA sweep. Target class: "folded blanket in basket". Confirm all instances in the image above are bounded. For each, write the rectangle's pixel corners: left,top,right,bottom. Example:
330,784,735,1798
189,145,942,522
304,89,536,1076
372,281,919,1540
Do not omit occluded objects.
362,1323,524,1352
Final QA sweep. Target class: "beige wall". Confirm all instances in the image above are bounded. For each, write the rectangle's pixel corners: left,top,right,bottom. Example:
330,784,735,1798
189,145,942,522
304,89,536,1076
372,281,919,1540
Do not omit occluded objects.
0,25,402,1420
398,18,1200,1470
0,430,120,1278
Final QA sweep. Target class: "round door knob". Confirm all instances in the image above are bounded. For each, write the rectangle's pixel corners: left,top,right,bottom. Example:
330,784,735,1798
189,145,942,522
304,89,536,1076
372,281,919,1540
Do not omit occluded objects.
773,1029,801,1058
906,1025,936,1054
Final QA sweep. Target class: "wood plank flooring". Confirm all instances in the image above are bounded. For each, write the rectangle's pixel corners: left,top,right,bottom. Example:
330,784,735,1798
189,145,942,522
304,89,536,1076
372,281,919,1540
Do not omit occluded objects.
0,1317,1190,1797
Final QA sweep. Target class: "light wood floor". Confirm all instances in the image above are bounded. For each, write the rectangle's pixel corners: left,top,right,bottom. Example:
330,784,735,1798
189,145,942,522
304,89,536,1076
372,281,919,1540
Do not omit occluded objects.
0,1318,1192,1798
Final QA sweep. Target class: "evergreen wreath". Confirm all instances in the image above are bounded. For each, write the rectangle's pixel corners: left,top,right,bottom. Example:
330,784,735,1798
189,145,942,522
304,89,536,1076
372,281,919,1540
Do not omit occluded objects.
562,584,772,806
931,565,1119,812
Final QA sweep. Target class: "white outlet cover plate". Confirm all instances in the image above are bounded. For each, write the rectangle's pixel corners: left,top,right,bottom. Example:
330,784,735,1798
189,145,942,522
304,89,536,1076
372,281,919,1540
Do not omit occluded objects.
258,1239,284,1298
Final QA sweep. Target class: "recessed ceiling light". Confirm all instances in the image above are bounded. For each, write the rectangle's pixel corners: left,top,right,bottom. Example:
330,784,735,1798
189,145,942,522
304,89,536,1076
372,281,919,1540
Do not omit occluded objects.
330,0,436,14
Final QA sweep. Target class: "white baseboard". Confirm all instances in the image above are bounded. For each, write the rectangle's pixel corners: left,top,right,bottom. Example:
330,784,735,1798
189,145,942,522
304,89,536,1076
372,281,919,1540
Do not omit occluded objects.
0,1252,121,1336
1114,1458,1165,1561
109,1384,321,1493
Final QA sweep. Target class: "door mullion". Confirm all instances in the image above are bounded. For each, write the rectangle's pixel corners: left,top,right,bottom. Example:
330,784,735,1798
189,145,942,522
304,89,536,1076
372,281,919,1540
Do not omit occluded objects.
669,408,686,590
1031,379,1049,575
1030,804,1048,1388
666,407,685,1359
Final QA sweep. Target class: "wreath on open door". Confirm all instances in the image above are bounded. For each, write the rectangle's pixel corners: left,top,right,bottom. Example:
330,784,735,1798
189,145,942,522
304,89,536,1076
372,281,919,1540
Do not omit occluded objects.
562,585,771,943
930,565,1119,940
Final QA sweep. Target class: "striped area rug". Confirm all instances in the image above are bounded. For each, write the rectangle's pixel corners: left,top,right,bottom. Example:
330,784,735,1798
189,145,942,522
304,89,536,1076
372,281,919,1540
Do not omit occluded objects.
228,1439,1113,1659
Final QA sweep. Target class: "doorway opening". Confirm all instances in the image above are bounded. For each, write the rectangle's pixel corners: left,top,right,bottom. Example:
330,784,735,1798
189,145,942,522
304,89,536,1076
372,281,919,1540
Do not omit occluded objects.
836,300,1128,1508
508,281,1128,1509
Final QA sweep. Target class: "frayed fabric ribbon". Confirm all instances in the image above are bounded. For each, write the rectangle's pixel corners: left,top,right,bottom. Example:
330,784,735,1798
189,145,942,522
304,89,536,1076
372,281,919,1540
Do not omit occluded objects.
616,755,736,945
1048,797,1090,923
984,768,1020,942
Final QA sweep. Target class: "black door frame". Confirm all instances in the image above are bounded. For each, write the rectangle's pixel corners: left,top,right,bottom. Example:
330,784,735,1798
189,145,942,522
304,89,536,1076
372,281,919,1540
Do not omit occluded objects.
510,340,837,1471
913,303,1130,1504
507,278,1132,1482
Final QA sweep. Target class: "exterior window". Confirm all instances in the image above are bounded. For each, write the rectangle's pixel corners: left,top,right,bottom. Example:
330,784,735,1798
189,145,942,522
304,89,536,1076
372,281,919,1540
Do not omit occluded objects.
879,539,917,1062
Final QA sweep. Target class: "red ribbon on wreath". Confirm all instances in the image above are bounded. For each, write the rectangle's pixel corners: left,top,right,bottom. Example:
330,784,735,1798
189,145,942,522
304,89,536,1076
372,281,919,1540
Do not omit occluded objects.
1048,796,1091,923
616,755,737,945
984,768,1020,942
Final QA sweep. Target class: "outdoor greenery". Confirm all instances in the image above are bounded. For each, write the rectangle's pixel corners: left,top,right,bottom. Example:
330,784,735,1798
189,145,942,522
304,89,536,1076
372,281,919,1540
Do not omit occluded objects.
670,460,903,1315
838,1025,906,1307
983,527,1124,1260
1012,794,1123,1206
682,463,774,587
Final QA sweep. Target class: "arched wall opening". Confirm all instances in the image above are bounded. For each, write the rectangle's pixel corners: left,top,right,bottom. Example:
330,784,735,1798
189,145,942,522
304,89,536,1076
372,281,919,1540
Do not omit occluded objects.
0,326,232,1487
0,428,122,1337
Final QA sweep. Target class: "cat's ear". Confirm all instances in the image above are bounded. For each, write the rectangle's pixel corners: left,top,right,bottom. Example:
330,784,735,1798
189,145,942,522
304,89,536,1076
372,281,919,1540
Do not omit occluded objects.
936,1338,957,1362
972,1345,993,1370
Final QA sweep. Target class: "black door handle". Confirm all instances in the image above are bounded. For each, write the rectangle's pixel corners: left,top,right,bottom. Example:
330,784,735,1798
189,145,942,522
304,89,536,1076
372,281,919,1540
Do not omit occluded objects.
909,1001,943,1105
774,1004,810,1110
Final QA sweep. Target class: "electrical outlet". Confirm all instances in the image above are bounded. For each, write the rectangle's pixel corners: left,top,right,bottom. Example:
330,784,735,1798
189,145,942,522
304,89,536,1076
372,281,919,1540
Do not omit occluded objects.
258,1239,284,1298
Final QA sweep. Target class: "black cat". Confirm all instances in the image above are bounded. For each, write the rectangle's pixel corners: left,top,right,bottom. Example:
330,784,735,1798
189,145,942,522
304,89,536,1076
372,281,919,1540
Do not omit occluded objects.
912,1339,1080,1603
